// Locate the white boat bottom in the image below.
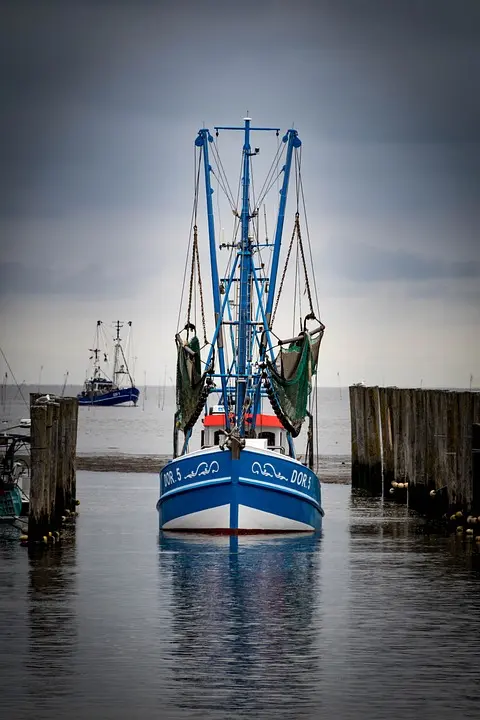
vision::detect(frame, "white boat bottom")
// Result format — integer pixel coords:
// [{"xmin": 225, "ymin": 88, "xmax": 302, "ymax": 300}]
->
[
  {"xmin": 161, "ymin": 504, "xmax": 314, "ymax": 531},
  {"xmin": 237, "ymin": 505, "xmax": 313, "ymax": 531},
  {"xmin": 162, "ymin": 504, "xmax": 230, "ymax": 530}
]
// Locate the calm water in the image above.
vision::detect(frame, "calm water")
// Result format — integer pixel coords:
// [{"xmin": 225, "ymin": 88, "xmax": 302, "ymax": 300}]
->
[{"xmin": 1, "ymin": 474, "xmax": 480, "ymax": 720}]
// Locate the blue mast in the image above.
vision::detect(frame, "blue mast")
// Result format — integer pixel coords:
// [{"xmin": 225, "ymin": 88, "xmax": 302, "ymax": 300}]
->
[
  {"xmin": 264, "ymin": 129, "xmax": 301, "ymax": 324},
  {"xmin": 236, "ymin": 117, "xmax": 253, "ymax": 426},
  {"xmin": 195, "ymin": 129, "xmax": 230, "ymax": 418}
]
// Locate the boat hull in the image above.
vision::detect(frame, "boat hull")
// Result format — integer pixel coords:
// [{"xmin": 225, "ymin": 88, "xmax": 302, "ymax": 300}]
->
[
  {"xmin": 157, "ymin": 446, "xmax": 323, "ymax": 533},
  {"xmin": 0, "ymin": 486, "xmax": 23, "ymax": 519},
  {"xmin": 77, "ymin": 386, "xmax": 140, "ymax": 406}
]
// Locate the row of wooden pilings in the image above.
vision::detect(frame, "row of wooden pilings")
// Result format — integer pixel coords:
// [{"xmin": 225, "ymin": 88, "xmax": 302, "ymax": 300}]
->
[
  {"xmin": 27, "ymin": 393, "xmax": 79, "ymax": 543},
  {"xmin": 349, "ymin": 386, "xmax": 480, "ymax": 516}
]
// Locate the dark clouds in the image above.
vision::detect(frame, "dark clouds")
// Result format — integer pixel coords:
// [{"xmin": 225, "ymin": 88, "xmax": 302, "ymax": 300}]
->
[
  {"xmin": 0, "ymin": 260, "xmax": 144, "ymax": 299},
  {"xmin": 0, "ymin": 0, "xmax": 479, "ymax": 299},
  {"xmin": 324, "ymin": 239, "xmax": 480, "ymax": 283},
  {"xmin": 2, "ymin": 0, "xmax": 480, "ymax": 215}
]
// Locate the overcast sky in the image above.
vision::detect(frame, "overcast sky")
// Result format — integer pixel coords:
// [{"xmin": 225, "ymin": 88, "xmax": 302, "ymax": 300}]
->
[{"xmin": 1, "ymin": 0, "xmax": 479, "ymax": 388}]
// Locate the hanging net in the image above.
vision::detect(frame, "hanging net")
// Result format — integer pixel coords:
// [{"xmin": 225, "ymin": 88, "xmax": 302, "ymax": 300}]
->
[
  {"xmin": 175, "ymin": 333, "xmax": 213, "ymax": 433},
  {"xmin": 265, "ymin": 329, "xmax": 323, "ymax": 437}
]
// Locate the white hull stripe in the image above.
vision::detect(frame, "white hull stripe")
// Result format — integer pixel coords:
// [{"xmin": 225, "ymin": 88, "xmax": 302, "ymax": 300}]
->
[
  {"xmin": 160, "ymin": 476, "xmax": 231, "ymax": 501},
  {"xmin": 238, "ymin": 476, "xmax": 320, "ymax": 508}
]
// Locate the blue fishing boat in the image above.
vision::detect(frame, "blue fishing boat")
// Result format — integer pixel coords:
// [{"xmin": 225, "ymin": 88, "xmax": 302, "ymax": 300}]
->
[
  {"xmin": 157, "ymin": 117, "xmax": 325, "ymax": 532},
  {"xmin": 78, "ymin": 321, "xmax": 140, "ymax": 407}
]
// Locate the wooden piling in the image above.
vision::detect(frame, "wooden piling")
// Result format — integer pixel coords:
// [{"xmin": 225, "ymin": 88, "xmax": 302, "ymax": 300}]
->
[
  {"xmin": 349, "ymin": 385, "xmax": 359, "ymax": 485},
  {"xmin": 364, "ymin": 386, "xmax": 382, "ymax": 494},
  {"xmin": 349, "ymin": 386, "xmax": 480, "ymax": 518},
  {"xmin": 472, "ymin": 423, "xmax": 480, "ymax": 513},
  {"xmin": 29, "ymin": 403, "xmax": 49, "ymax": 540},
  {"xmin": 350, "ymin": 385, "xmax": 369, "ymax": 491},
  {"xmin": 380, "ymin": 387, "xmax": 395, "ymax": 493},
  {"xmin": 28, "ymin": 394, "xmax": 78, "ymax": 542}
]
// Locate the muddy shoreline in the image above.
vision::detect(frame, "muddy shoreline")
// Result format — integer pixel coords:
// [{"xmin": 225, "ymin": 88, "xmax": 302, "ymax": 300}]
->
[{"xmin": 75, "ymin": 453, "xmax": 351, "ymax": 483}]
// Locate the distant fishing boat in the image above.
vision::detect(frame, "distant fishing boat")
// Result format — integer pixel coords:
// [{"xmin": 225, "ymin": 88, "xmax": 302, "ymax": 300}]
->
[
  {"xmin": 157, "ymin": 117, "xmax": 325, "ymax": 532},
  {"xmin": 78, "ymin": 321, "xmax": 140, "ymax": 407}
]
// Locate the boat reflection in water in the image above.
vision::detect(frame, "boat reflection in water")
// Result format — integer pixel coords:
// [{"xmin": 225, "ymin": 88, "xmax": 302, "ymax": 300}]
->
[{"xmin": 158, "ymin": 531, "xmax": 323, "ymax": 719}]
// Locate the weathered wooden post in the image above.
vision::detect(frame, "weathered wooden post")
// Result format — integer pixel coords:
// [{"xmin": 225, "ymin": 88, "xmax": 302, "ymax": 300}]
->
[
  {"xmin": 390, "ymin": 387, "xmax": 403, "ymax": 485},
  {"xmin": 456, "ymin": 391, "xmax": 473, "ymax": 511},
  {"xmin": 28, "ymin": 393, "xmax": 78, "ymax": 542},
  {"xmin": 380, "ymin": 387, "xmax": 395, "ymax": 494},
  {"xmin": 409, "ymin": 389, "xmax": 429, "ymax": 513},
  {"xmin": 473, "ymin": 423, "xmax": 480, "ymax": 514},
  {"xmin": 29, "ymin": 402, "xmax": 49, "ymax": 541},
  {"xmin": 55, "ymin": 398, "xmax": 67, "ymax": 523},
  {"xmin": 365, "ymin": 385, "xmax": 382, "ymax": 494},
  {"xmin": 349, "ymin": 385, "xmax": 359, "ymax": 486},
  {"xmin": 64, "ymin": 397, "xmax": 78, "ymax": 511},
  {"xmin": 350, "ymin": 385, "xmax": 369, "ymax": 491}
]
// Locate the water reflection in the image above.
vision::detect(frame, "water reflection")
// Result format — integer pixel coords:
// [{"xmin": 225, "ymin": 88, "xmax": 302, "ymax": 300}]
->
[
  {"xmin": 159, "ymin": 532, "xmax": 322, "ymax": 719},
  {"xmin": 25, "ymin": 542, "xmax": 78, "ymax": 716}
]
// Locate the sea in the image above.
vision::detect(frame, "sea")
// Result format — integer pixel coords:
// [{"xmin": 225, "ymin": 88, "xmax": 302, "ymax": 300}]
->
[{"xmin": 1, "ymin": 386, "xmax": 480, "ymax": 719}]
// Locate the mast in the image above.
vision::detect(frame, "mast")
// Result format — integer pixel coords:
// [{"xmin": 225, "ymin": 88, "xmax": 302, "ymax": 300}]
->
[
  {"xmin": 113, "ymin": 320, "xmax": 123, "ymax": 382},
  {"xmin": 112, "ymin": 320, "xmax": 134, "ymax": 387},
  {"xmin": 236, "ymin": 117, "xmax": 253, "ymax": 426},
  {"xmin": 264, "ymin": 129, "xmax": 301, "ymax": 323},
  {"xmin": 89, "ymin": 320, "xmax": 102, "ymax": 379},
  {"xmin": 195, "ymin": 128, "xmax": 230, "ymax": 420}
]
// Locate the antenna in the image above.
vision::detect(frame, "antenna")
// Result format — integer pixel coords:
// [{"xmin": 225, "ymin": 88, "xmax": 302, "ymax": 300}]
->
[
  {"xmin": 61, "ymin": 371, "xmax": 69, "ymax": 397},
  {"xmin": 113, "ymin": 320, "xmax": 124, "ymax": 342}
]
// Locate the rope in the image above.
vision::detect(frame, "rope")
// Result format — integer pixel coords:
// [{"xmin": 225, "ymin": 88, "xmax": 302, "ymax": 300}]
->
[
  {"xmin": 271, "ymin": 216, "xmax": 297, "ymax": 326},
  {"xmin": 255, "ymin": 139, "xmax": 286, "ymax": 212},
  {"xmin": 194, "ymin": 232, "xmax": 208, "ymax": 345},
  {"xmin": 176, "ymin": 147, "xmax": 202, "ymax": 334},
  {"xmin": 186, "ymin": 226, "xmax": 197, "ymax": 331},
  {"xmin": 270, "ymin": 211, "xmax": 315, "ymax": 330},
  {"xmin": 295, "ymin": 213, "xmax": 315, "ymax": 315},
  {"xmin": 299, "ymin": 163, "xmax": 322, "ymax": 322},
  {"xmin": 210, "ymin": 140, "xmax": 237, "ymax": 212},
  {"xmin": 185, "ymin": 225, "xmax": 208, "ymax": 346}
]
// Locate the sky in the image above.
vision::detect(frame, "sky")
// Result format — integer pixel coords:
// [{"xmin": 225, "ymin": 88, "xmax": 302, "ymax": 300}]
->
[{"xmin": 0, "ymin": 0, "xmax": 479, "ymax": 388}]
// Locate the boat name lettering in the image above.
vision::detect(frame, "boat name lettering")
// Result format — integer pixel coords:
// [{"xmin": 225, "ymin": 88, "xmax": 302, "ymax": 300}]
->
[
  {"xmin": 290, "ymin": 469, "xmax": 311, "ymax": 490},
  {"xmin": 163, "ymin": 467, "xmax": 182, "ymax": 487},
  {"xmin": 251, "ymin": 462, "xmax": 312, "ymax": 490}
]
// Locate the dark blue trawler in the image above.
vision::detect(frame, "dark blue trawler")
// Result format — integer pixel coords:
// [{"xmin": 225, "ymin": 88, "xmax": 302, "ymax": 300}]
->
[{"xmin": 78, "ymin": 321, "xmax": 140, "ymax": 407}]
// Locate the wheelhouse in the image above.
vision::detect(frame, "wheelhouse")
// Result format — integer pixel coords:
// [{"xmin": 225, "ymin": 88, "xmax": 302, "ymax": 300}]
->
[{"xmin": 201, "ymin": 405, "xmax": 287, "ymax": 454}]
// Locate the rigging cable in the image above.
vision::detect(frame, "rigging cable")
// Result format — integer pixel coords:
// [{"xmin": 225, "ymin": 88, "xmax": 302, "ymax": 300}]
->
[
  {"xmin": 0, "ymin": 346, "xmax": 28, "ymax": 408},
  {"xmin": 176, "ymin": 146, "xmax": 202, "ymax": 334},
  {"xmin": 254, "ymin": 137, "xmax": 286, "ymax": 212},
  {"xmin": 298, "ymin": 148, "xmax": 322, "ymax": 321}
]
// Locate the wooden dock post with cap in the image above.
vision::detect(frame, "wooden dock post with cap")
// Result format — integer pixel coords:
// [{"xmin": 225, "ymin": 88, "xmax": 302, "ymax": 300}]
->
[
  {"xmin": 28, "ymin": 393, "xmax": 78, "ymax": 542},
  {"xmin": 349, "ymin": 386, "xmax": 480, "ymax": 517}
]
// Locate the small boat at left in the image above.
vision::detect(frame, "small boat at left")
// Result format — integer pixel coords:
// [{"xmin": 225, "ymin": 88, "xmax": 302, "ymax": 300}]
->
[
  {"xmin": 77, "ymin": 320, "xmax": 140, "ymax": 406},
  {"xmin": 0, "ymin": 433, "xmax": 30, "ymax": 520}
]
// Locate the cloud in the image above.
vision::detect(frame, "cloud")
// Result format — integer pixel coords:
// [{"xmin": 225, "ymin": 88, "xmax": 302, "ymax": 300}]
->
[
  {"xmin": 0, "ymin": 260, "xmax": 147, "ymax": 299},
  {"xmin": 324, "ymin": 240, "xmax": 480, "ymax": 284}
]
